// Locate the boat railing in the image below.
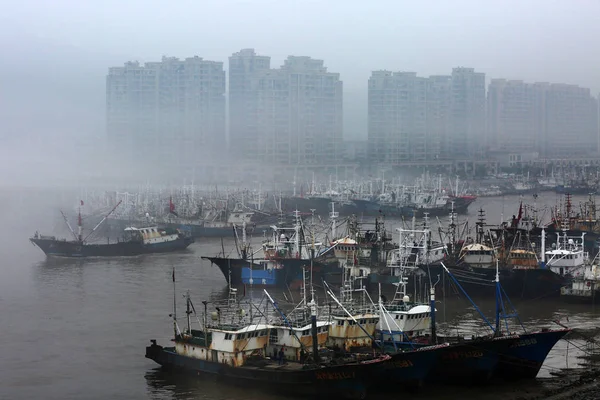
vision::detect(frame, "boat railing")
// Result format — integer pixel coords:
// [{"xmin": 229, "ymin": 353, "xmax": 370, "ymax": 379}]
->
[
  {"xmin": 39, "ymin": 235, "xmax": 57, "ymax": 240},
  {"xmin": 324, "ymin": 302, "xmax": 378, "ymax": 319},
  {"xmin": 272, "ymin": 306, "xmax": 313, "ymax": 328},
  {"xmin": 385, "ymin": 303, "xmax": 415, "ymax": 313}
]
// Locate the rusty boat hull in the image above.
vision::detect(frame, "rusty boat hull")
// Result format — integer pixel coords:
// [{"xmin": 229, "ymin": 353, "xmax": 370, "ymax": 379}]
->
[{"xmin": 145, "ymin": 341, "xmax": 389, "ymax": 399}]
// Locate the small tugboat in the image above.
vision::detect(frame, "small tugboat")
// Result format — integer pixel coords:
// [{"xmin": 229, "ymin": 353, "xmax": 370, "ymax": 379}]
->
[
  {"xmin": 30, "ymin": 201, "xmax": 194, "ymax": 257},
  {"xmin": 145, "ymin": 276, "xmax": 390, "ymax": 400}
]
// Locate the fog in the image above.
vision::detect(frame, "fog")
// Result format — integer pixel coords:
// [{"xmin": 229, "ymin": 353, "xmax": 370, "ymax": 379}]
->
[{"xmin": 1, "ymin": 0, "xmax": 600, "ymax": 188}]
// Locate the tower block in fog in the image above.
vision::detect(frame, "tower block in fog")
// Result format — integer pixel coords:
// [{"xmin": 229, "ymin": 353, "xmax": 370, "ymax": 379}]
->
[
  {"xmin": 487, "ymin": 80, "xmax": 599, "ymax": 158},
  {"xmin": 450, "ymin": 67, "xmax": 486, "ymax": 159},
  {"xmin": 367, "ymin": 67, "xmax": 486, "ymax": 167},
  {"xmin": 106, "ymin": 57, "xmax": 226, "ymax": 180},
  {"xmin": 228, "ymin": 49, "xmax": 343, "ymax": 168},
  {"xmin": 368, "ymin": 71, "xmax": 452, "ymax": 164}
]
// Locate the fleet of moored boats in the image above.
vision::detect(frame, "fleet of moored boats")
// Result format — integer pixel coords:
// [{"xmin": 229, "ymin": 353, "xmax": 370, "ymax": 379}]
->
[
  {"xmin": 29, "ymin": 178, "xmax": 600, "ymax": 398},
  {"xmin": 145, "ymin": 263, "xmax": 569, "ymax": 399}
]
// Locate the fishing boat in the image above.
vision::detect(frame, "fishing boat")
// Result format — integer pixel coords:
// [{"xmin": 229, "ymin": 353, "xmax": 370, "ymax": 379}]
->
[
  {"xmin": 545, "ymin": 232, "xmax": 588, "ymax": 277},
  {"xmin": 108, "ymin": 200, "xmax": 259, "ymax": 239},
  {"xmin": 30, "ymin": 200, "xmax": 194, "ymax": 257},
  {"xmin": 368, "ymin": 216, "xmax": 446, "ymax": 292},
  {"xmin": 459, "ymin": 209, "xmax": 498, "ymax": 268},
  {"xmin": 560, "ymin": 262, "xmax": 600, "ymax": 304},
  {"xmin": 202, "ymin": 211, "xmax": 338, "ymax": 289},
  {"xmin": 372, "ymin": 258, "xmax": 570, "ymax": 385},
  {"xmin": 145, "ymin": 276, "xmax": 390, "ymax": 400},
  {"xmin": 451, "ymin": 218, "xmax": 567, "ymax": 299},
  {"xmin": 322, "ymin": 276, "xmax": 447, "ymax": 390},
  {"xmin": 439, "ymin": 262, "xmax": 571, "ymax": 381}
]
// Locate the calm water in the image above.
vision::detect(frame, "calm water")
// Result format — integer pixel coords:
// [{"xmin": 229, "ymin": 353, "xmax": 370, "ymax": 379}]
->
[{"xmin": 1, "ymin": 188, "xmax": 598, "ymax": 400}]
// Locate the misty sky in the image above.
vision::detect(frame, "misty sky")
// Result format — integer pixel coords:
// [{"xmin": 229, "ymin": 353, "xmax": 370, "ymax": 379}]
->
[{"xmin": 1, "ymin": 0, "xmax": 599, "ymax": 185}]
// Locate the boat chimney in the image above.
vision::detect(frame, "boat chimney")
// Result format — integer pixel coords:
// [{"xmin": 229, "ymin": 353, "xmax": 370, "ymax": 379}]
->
[{"xmin": 310, "ymin": 298, "xmax": 319, "ymax": 364}]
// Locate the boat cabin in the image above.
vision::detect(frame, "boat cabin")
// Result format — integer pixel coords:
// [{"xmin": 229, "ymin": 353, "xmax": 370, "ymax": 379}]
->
[
  {"xmin": 507, "ymin": 249, "xmax": 538, "ymax": 270},
  {"xmin": 460, "ymin": 243, "xmax": 496, "ymax": 268},
  {"xmin": 176, "ymin": 323, "xmax": 272, "ymax": 368},
  {"xmin": 545, "ymin": 237, "xmax": 587, "ymax": 276},
  {"xmin": 124, "ymin": 226, "xmax": 181, "ymax": 244},
  {"xmin": 327, "ymin": 312, "xmax": 379, "ymax": 351},
  {"xmin": 545, "ymin": 248, "xmax": 586, "ymax": 276},
  {"xmin": 267, "ymin": 320, "xmax": 332, "ymax": 362},
  {"xmin": 561, "ymin": 265, "xmax": 600, "ymax": 299},
  {"xmin": 330, "ymin": 237, "xmax": 371, "ymax": 277},
  {"xmin": 377, "ymin": 303, "xmax": 432, "ymax": 343},
  {"xmin": 240, "ymin": 259, "xmax": 285, "ymax": 286}
]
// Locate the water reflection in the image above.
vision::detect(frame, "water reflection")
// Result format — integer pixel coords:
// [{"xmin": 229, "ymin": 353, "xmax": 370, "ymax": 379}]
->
[{"xmin": 144, "ymin": 369, "xmax": 286, "ymax": 400}]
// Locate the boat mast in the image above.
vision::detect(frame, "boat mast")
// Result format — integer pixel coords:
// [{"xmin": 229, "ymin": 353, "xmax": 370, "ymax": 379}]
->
[
  {"xmin": 60, "ymin": 210, "xmax": 78, "ymax": 241},
  {"xmin": 294, "ymin": 210, "xmax": 301, "ymax": 258},
  {"xmin": 186, "ymin": 290, "xmax": 192, "ymax": 335},
  {"xmin": 82, "ymin": 200, "xmax": 123, "ymax": 243},
  {"xmin": 77, "ymin": 203, "xmax": 83, "ymax": 242},
  {"xmin": 293, "ymin": 170, "xmax": 297, "ymax": 197},
  {"xmin": 430, "ymin": 275, "xmax": 440, "ymax": 344},
  {"xmin": 172, "ymin": 266, "xmax": 179, "ymax": 338},
  {"xmin": 242, "ymin": 215, "xmax": 247, "ymax": 251},
  {"xmin": 309, "ymin": 295, "xmax": 319, "ymax": 363},
  {"xmin": 330, "ymin": 202, "xmax": 338, "ymax": 240}
]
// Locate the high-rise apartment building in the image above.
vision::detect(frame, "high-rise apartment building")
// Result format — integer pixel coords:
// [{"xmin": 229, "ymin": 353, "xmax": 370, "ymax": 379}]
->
[
  {"xmin": 487, "ymin": 79, "xmax": 598, "ymax": 157},
  {"xmin": 228, "ymin": 49, "xmax": 343, "ymax": 165},
  {"xmin": 368, "ymin": 67, "xmax": 484, "ymax": 165},
  {"xmin": 228, "ymin": 49, "xmax": 271, "ymax": 160},
  {"xmin": 543, "ymin": 84, "xmax": 598, "ymax": 157},
  {"xmin": 368, "ymin": 71, "xmax": 427, "ymax": 163},
  {"xmin": 427, "ymin": 75, "xmax": 453, "ymax": 157},
  {"xmin": 106, "ymin": 56, "xmax": 226, "ymax": 178},
  {"xmin": 487, "ymin": 79, "xmax": 538, "ymax": 153},
  {"xmin": 368, "ymin": 72, "xmax": 452, "ymax": 164},
  {"xmin": 450, "ymin": 67, "xmax": 486, "ymax": 158}
]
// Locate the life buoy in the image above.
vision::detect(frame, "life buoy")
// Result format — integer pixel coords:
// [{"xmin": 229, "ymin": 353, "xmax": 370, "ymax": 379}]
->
[{"xmin": 295, "ymin": 251, "xmax": 300, "ymax": 259}]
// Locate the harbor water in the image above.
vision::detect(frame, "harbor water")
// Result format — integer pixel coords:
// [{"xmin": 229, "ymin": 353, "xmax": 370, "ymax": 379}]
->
[{"xmin": 1, "ymin": 188, "xmax": 599, "ymax": 400}]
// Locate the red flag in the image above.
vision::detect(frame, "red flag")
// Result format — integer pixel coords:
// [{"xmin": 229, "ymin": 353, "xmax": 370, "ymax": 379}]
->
[
  {"xmin": 80, "ymin": 200, "xmax": 84, "ymax": 206},
  {"xmin": 169, "ymin": 196, "xmax": 175, "ymax": 213},
  {"xmin": 517, "ymin": 202, "xmax": 523, "ymax": 222}
]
